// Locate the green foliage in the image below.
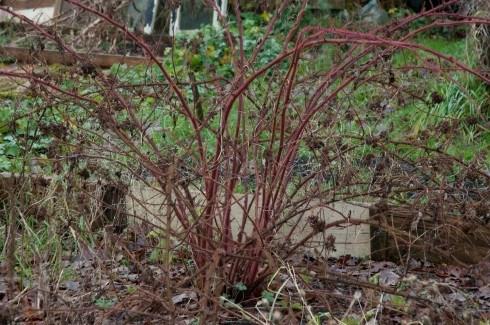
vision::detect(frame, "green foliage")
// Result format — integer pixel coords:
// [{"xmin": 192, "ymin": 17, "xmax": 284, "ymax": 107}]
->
[
  {"xmin": 341, "ymin": 316, "xmax": 361, "ymax": 325},
  {"xmin": 126, "ymin": 285, "xmax": 137, "ymax": 294},
  {"xmin": 12, "ymin": 218, "xmax": 64, "ymax": 287},
  {"xmin": 388, "ymin": 294, "xmax": 409, "ymax": 311},
  {"xmin": 261, "ymin": 290, "xmax": 275, "ymax": 304},
  {"xmin": 299, "ymin": 272, "xmax": 313, "ymax": 284},
  {"xmin": 61, "ymin": 267, "xmax": 76, "ymax": 282},
  {"xmin": 338, "ymin": 34, "xmax": 489, "ymax": 167},
  {"xmin": 164, "ymin": 12, "xmax": 283, "ymax": 79},
  {"xmin": 105, "ymin": 20, "xmax": 488, "ymax": 174},
  {"xmin": 309, "ymin": 312, "xmax": 331, "ymax": 324},
  {"xmin": 0, "ymin": 98, "xmax": 58, "ymax": 172},
  {"xmin": 148, "ymin": 230, "xmax": 173, "ymax": 265},
  {"xmin": 0, "ymin": 13, "xmax": 486, "ymax": 186},
  {"xmin": 386, "ymin": 74, "xmax": 489, "ymax": 163},
  {"xmin": 392, "ymin": 35, "xmax": 467, "ymax": 68},
  {"xmin": 233, "ymin": 282, "xmax": 247, "ymax": 292},
  {"xmin": 94, "ymin": 297, "xmax": 117, "ymax": 309},
  {"xmin": 369, "ymin": 273, "xmax": 380, "ymax": 285}
]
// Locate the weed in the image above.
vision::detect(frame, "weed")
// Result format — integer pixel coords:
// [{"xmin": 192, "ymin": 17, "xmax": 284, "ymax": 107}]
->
[{"xmin": 94, "ymin": 297, "xmax": 117, "ymax": 309}]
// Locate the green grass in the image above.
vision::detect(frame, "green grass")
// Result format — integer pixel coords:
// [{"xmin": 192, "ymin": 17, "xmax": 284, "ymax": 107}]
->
[
  {"xmin": 362, "ymin": 35, "xmax": 489, "ymax": 165},
  {"xmin": 393, "ymin": 34, "xmax": 468, "ymax": 67}
]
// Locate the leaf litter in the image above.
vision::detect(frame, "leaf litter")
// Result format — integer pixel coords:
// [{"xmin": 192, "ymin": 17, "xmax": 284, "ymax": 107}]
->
[{"xmin": 0, "ymin": 225, "xmax": 489, "ymax": 324}]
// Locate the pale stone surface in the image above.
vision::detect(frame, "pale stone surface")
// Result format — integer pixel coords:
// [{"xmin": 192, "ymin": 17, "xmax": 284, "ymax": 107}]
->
[
  {"xmin": 0, "ymin": 7, "xmax": 55, "ymax": 24},
  {"xmin": 127, "ymin": 181, "xmax": 371, "ymax": 258}
]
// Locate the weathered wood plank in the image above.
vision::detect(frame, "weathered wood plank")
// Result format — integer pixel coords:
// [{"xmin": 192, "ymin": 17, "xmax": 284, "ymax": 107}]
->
[
  {"xmin": 0, "ymin": 172, "xmax": 127, "ymax": 232},
  {"xmin": 0, "ymin": 46, "xmax": 160, "ymax": 68},
  {"xmin": 2, "ymin": 0, "xmax": 57, "ymax": 10},
  {"xmin": 127, "ymin": 181, "xmax": 372, "ymax": 258}
]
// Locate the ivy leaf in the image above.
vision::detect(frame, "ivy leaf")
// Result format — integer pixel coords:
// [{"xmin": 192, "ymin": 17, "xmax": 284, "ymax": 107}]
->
[{"xmin": 0, "ymin": 157, "xmax": 11, "ymax": 171}]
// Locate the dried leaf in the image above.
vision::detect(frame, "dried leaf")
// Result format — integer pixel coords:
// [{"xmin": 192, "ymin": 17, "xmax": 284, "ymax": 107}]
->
[
  {"xmin": 172, "ymin": 291, "xmax": 197, "ymax": 305},
  {"xmin": 379, "ymin": 270, "xmax": 400, "ymax": 286}
]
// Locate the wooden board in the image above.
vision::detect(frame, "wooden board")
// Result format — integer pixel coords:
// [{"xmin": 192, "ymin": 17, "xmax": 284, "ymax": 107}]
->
[
  {"xmin": 309, "ymin": 0, "xmax": 346, "ymax": 10},
  {"xmin": 370, "ymin": 205, "xmax": 490, "ymax": 265},
  {"xmin": 0, "ymin": 46, "xmax": 160, "ymax": 68},
  {"xmin": 0, "ymin": 172, "xmax": 127, "ymax": 232},
  {"xmin": 128, "ymin": 181, "xmax": 372, "ymax": 258},
  {"xmin": 0, "ymin": 0, "xmax": 62, "ymax": 24},
  {"xmin": 2, "ymin": 0, "xmax": 58, "ymax": 10}
]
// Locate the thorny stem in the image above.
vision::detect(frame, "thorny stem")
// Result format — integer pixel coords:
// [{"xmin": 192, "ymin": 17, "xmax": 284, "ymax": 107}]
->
[{"xmin": 1, "ymin": 0, "xmax": 489, "ymax": 300}]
